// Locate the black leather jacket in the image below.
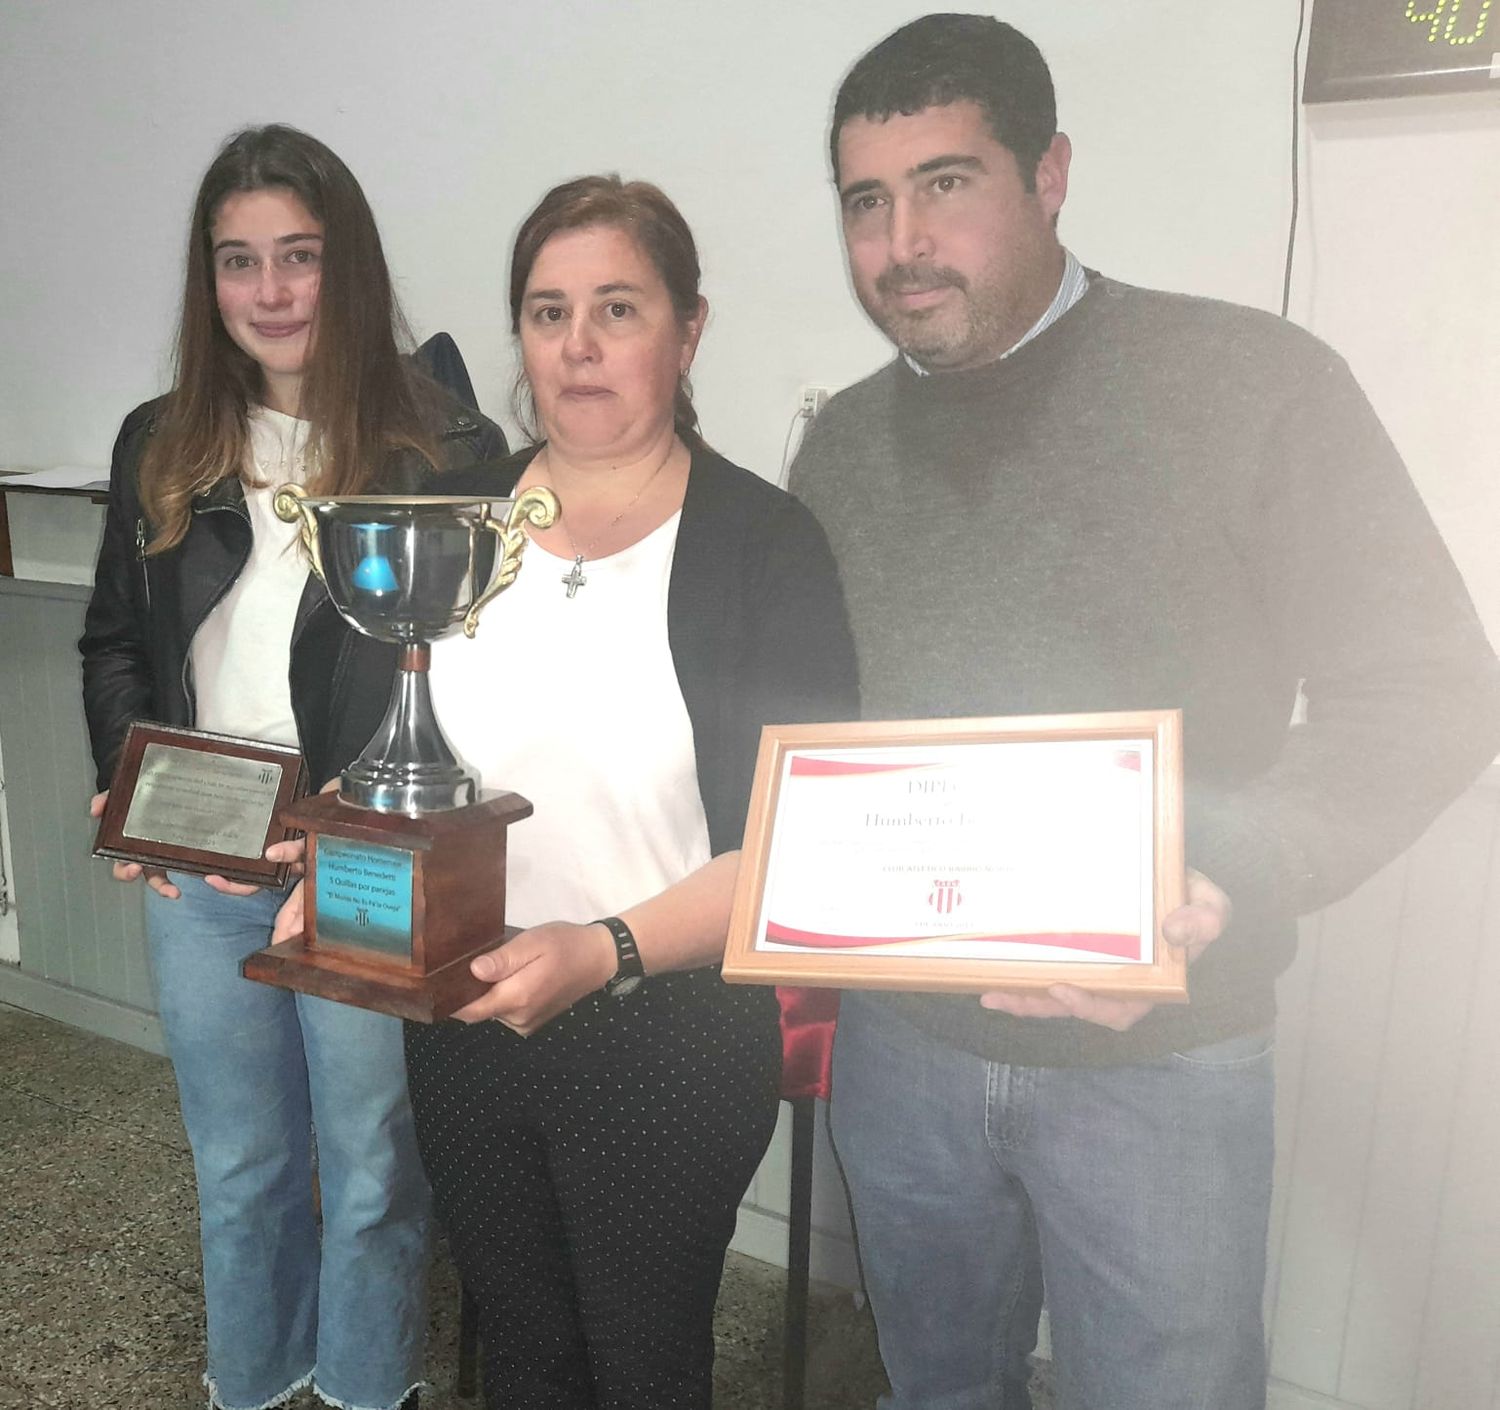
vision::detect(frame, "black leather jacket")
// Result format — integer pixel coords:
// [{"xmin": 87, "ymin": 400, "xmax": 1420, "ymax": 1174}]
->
[{"xmin": 80, "ymin": 393, "xmax": 506, "ymax": 791}]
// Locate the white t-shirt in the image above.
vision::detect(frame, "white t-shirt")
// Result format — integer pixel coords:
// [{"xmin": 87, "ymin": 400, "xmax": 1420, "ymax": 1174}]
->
[
  {"xmin": 190, "ymin": 407, "xmax": 311, "ymax": 744},
  {"xmin": 428, "ymin": 512, "xmax": 711, "ymax": 929}
]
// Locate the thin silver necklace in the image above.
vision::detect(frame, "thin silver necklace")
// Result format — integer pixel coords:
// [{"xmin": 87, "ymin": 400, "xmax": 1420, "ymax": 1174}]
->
[{"xmin": 542, "ymin": 440, "xmax": 676, "ymax": 599}]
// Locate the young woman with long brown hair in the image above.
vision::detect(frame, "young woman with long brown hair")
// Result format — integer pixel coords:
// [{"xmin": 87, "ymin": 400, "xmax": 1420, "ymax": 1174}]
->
[{"xmin": 80, "ymin": 124, "xmax": 504, "ymax": 1410}]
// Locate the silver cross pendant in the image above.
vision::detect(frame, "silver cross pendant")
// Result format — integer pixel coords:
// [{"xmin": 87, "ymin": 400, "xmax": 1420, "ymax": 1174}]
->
[{"xmin": 562, "ymin": 556, "xmax": 587, "ymax": 598}]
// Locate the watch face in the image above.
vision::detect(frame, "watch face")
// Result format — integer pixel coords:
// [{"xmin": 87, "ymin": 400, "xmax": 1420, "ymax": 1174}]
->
[{"xmin": 606, "ymin": 973, "xmax": 643, "ymax": 999}]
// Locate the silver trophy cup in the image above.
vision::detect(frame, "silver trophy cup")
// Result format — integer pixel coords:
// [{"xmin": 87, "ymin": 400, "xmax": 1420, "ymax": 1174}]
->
[{"xmin": 274, "ymin": 486, "xmax": 558, "ymax": 814}]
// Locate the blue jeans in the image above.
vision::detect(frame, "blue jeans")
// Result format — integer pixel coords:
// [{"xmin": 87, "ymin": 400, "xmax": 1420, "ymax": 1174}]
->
[
  {"xmin": 147, "ymin": 878, "xmax": 430, "ymax": 1410},
  {"xmin": 830, "ymin": 992, "xmax": 1274, "ymax": 1410}
]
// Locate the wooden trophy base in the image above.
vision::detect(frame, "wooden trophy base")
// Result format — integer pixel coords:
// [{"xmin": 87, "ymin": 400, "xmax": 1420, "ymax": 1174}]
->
[
  {"xmin": 244, "ymin": 927, "xmax": 521, "ymax": 1023},
  {"xmin": 242, "ymin": 788, "xmax": 532, "ymax": 1023}
]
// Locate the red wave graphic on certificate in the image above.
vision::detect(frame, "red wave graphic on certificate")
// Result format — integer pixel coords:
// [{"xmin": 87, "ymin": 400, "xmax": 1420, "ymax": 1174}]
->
[
  {"xmin": 764, "ymin": 921, "xmax": 1142, "ymax": 960},
  {"xmin": 789, "ymin": 757, "xmax": 928, "ymax": 776}
]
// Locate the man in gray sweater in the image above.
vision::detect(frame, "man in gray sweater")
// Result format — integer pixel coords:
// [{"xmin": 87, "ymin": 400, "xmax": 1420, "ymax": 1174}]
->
[{"xmin": 790, "ymin": 15, "xmax": 1500, "ymax": 1410}]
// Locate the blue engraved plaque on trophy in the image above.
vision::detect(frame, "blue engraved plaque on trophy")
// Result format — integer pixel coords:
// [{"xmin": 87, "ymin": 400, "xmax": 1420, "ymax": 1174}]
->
[{"xmin": 315, "ymin": 836, "xmax": 414, "ymax": 957}]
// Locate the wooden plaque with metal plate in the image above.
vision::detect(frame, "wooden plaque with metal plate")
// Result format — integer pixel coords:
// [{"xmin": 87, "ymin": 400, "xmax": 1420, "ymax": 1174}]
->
[
  {"xmin": 240, "ymin": 484, "xmax": 559, "ymax": 1022},
  {"xmin": 94, "ymin": 721, "xmax": 308, "ymax": 888}
]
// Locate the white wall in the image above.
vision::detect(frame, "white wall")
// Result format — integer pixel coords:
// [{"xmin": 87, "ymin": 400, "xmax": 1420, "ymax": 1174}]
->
[
  {"xmin": 0, "ymin": 2, "xmax": 1297, "ymax": 488},
  {"xmin": 7, "ymin": 3, "xmax": 1493, "ymax": 582},
  {"xmin": 1297, "ymin": 91, "xmax": 1500, "ymax": 647},
  {"xmin": 4, "ymin": 2, "xmax": 1494, "ymax": 626}
]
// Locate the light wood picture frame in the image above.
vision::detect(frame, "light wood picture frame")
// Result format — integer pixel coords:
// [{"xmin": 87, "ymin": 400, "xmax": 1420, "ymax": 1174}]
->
[{"xmin": 723, "ymin": 709, "xmax": 1187, "ymax": 1001}]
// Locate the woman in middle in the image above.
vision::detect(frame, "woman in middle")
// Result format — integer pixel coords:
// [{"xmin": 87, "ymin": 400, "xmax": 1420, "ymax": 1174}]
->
[{"xmin": 414, "ymin": 176, "xmax": 854, "ymax": 1406}]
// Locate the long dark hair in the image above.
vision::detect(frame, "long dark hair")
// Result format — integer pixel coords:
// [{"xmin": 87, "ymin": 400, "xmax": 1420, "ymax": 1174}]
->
[
  {"xmin": 140, "ymin": 124, "xmax": 439, "ymax": 552},
  {"xmin": 507, "ymin": 175, "xmax": 706, "ymax": 450}
]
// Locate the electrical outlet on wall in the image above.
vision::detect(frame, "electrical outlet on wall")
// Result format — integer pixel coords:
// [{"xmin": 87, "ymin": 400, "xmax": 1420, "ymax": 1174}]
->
[{"xmin": 799, "ymin": 386, "xmax": 829, "ymax": 419}]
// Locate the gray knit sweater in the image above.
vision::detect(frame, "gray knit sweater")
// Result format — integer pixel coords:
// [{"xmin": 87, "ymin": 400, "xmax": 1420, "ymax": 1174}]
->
[{"xmin": 792, "ymin": 275, "xmax": 1500, "ymax": 1066}]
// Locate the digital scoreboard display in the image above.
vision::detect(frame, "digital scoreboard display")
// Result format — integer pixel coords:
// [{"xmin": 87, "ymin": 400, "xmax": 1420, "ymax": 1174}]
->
[{"xmin": 1305, "ymin": 0, "xmax": 1498, "ymax": 102}]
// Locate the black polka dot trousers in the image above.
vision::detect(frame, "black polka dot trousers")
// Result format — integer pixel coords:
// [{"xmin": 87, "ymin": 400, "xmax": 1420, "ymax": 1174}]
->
[{"xmin": 405, "ymin": 980, "xmax": 781, "ymax": 1409}]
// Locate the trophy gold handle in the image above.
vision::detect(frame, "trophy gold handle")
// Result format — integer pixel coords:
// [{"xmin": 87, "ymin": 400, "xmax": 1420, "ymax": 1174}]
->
[
  {"xmin": 464, "ymin": 485, "xmax": 560, "ymax": 638},
  {"xmin": 273, "ymin": 484, "xmax": 327, "ymax": 584}
]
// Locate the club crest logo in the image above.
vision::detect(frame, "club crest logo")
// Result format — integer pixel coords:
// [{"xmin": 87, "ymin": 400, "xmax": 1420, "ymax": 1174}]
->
[{"xmin": 927, "ymin": 878, "xmax": 962, "ymax": 915}]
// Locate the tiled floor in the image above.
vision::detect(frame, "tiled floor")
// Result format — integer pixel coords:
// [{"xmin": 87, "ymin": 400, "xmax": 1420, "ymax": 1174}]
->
[{"xmin": 0, "ymin": 1002, "xmax": 1054, "ymax": 1409}]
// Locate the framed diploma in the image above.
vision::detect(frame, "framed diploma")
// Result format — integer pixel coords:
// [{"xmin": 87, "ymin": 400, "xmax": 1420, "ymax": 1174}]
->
[
  {"xmin": 723, "ymin": 710, "xmax": 1187, "ymax": 1001},
  {"xmin": 93, "ymin": 722, "xmax": 308, "ymax": 889}
]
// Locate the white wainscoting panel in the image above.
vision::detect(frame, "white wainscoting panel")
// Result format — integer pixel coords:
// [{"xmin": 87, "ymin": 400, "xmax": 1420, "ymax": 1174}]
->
[{"xmin": 1268, "ymin": 780, "xmax": 1500, "ymax": 1410}]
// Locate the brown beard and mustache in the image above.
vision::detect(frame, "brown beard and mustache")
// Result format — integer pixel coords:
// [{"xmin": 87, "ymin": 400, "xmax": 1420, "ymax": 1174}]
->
[{"xmin": 875, "ymin": 264, "xmax": 968, "ymax": 301}]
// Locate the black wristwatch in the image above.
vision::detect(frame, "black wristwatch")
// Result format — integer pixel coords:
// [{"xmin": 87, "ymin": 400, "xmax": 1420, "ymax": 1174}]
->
[{"xmin": 597, "ymin": 916, "xmax": 645, "ymax": 998}]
